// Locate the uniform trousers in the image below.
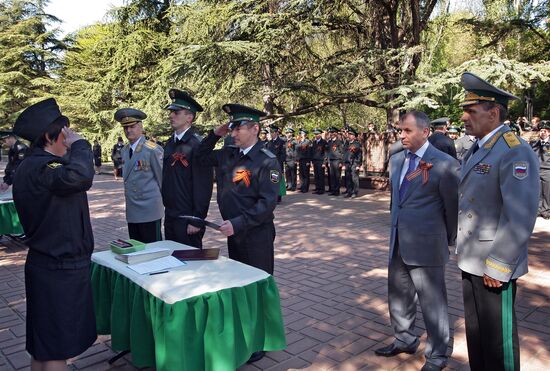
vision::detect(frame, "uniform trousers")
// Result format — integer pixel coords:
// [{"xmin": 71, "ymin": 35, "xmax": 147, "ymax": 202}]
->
[
  {"xmin": 344, "ymin": 165, "xmax": 360, "ymax": 195},
  {"xmin": 388, "ymin": 244, "xmax": 449, "ymax": 367},
  {"xmin": 298, "ymin": 159, "xmax": 310, "ymax": 192},
  {"xmin": 462, "ymin": 271, "xmax": 519, "ymax": 371},
  {"xmin": 539, "ymin": 169, "xmax": 550, "ymax": 217},
  {"xmin": 285, "ymin": 161, "xmax": 297, "ymax": 190},
  {"xmin": 164, "ymin": 215, "xmax": 204, "ymax": 248},
  {"xmin": 312, "ymin": 160, "xmax": 325, "ymax": 193},
  {"xmin": 328, "ymin": 160, "xmax": 341, "ymax": 194},
  {"xmin": 228, "ymin": 222, "xmax": 275, "ymax": 275},
  {"xmin": 128, "ymin": 219, "xmax": 162, "ymax": 243}
]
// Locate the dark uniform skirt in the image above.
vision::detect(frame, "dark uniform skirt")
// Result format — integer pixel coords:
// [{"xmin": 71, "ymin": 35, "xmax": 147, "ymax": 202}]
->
[{"xmin": 25, "ymin": 252, "xmax": 97, "ymax": 361}]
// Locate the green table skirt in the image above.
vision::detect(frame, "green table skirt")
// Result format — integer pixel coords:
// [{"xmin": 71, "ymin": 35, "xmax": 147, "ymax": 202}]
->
[
  {"xmin": 0, "ymin": 202, "xmax": 23, "ymax": 235},
  {"xmin": 91, "ymin": 262, "xmax": 286, "ymax": 370}
]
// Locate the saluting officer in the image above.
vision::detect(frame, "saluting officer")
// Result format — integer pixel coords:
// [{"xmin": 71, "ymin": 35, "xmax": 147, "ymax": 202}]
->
[
  {"xmin": 457, "ymin": 72, "xmax": 539, "ymax": 371},
  {"xmin": 266, "ymin": 124, "xmax": 286, "ymax": 202},
  {"xmin": 116, "ymin": 108, "xmax": 164, "ymax": 243},
  {"xmin": 0, "ymin": 131, "xmax": 28, "ymax": 191},
  {"xmin": 343, "ymin": 127, "xmax": 362, "ymax": 198},
  {"xmin": 284, "ymin": 128, "xmax": 297, "ymax": 191},
  {"xmin": 326, "ymin": 127, "xmax": 344, "ymax": 195},
  {"xmin": 429, "ymin": 118, "xmax": 458, "ymax": 159},
  {"xmin": 531, "ymin": 121, "xmax": 550, "ymax": 219},
  {"xmin": 195, "ymin": 104, "xmax": 280, "ymax": 363},
  {"xmin": 296, "ymin": 128, "xmax": 312, "ymax": 193},
  {"xmin": 162, "ymin": 89, "xmax": 213, "ymax": 247},
  {"xmin": 311, "ymin": 128, "xmax": 327, "ymax": 194}
]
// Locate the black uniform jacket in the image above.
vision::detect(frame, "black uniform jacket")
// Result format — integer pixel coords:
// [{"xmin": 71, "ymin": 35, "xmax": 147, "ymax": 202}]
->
[
  {"xmin": 344, "ymin": 140, "xmax": 363, "ymax": 166},
  {"xmin": 327, "ymin": 139, "xmax": 344, "ymax": 160},
  {"xmin": 196, "ymin": 131, "xmax": 280, "ymax": 234},
  {"xmin": 162, "ymin": 128, "xmax": 213, "ymax": 218},
  {"xmin": 266, "ymin": 136, "xmax": 286, "ymax": 166},
  {"xmin": 428, "ymin": 132, "xmax": 457, "ymax": 159},
  {"xmin": 13, "ymin": 140, "xmax": 94, "ymax": 262},
  {"xmin": 311, "ymin": 138, "xmax": 327, "ymax": 161},
  {"xmin": 3, "ymin": 140, "xmax": 28, "ymax": 185}
]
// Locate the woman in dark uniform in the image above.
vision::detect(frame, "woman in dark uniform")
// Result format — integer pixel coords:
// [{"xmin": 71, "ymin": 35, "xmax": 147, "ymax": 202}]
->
[
  {"xmin": 12, "ymin": 98, "xmax": 97, "ymax": 371},
  {"xmin": 92, "ymin": 140, "xmax": 102, "ymax": 174}
]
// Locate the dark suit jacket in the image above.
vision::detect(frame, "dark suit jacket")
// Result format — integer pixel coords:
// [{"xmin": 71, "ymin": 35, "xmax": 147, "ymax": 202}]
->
[
  {"xmin": 429, "ymin": 132, "xmax": 457, "ymax": 159},
  {"xmin": 389, "ymin": 143, "xmax": 460, "ymax": 266}
]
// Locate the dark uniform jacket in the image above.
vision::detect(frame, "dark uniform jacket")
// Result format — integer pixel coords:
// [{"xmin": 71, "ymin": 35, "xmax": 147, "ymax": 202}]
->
[
  {"xmin": 344, "ymin": 139, "xmax": 363, "ymax": 167},
  {"xmin": 311, "ymin": 138, "xmax": 327, "ymax": 161},
  {"xmin": 531, "ymin": 139, "xmax": 550, "ymax": 170},
  {"xmin": 3, "ymin": 140, "xmax": 28, "ymax": 185},
  {"xmin": 111, "ymin": 143, "xmax": 124, "ymax": 168},
  {"xmin": 266, "ymin": 136, "xmax": 286, "ymax": 167},
  {"xmin": 13, "ymin": 140, "xmax": 94, "ymax": 262},
  {"xmin": 327, "ymin": 139, "xmax": 344, "ymax": 161},
  {"xmin": 428, "ymin": 132, "xmax": 457, "ymax": 159},
  {"xmin": 162, "ymin": 128, "xmax": 213, "ymax": 219},
  {"xmin": 296, "ymin": 139, "xmax": 312, "ymax": 160},
  {"xmin": 196, "ymin": 131, "xmax": 280, "ymax": 235}
]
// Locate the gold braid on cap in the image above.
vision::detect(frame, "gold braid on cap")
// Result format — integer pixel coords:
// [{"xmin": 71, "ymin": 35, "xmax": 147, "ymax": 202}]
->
[
  {"xmin": 461, "ymin": 91, "xmax": 496, "ymax": 106},
  {"xmin": 120, "ymin": 117, "xmax": 140, "ymax": 125}
]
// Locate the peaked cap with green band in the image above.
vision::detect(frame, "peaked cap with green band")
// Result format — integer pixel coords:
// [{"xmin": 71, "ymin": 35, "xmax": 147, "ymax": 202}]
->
[
  {"xmin": 222, "ymin": 104, "xmax": 266, "ymax": 129},
  {"xmin": 312, "ymin": 128, "xmax": 322, "ymax": 134},
  {"xmin": 165, "ymin": 89, "xmax": 204, "ymax": 113},
  {"xmin": 431, "ymin": 117, "xmax": 450, "ymax": 127},
  {"xmin": 114, "ymin": 108, "xmax": 147, "ymax": 126},
  {"xmin": 460, "ymin": 72, "xmax": 519, "ymax": 108}
]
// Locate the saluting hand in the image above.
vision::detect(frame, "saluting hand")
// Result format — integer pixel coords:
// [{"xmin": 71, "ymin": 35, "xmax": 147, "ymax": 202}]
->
[
  {"xmin": 219, "ymin": 220, "xmax": 234, "ymax": 237},
  {"xmin": 62, "ymin": 127, "xmax": 83, "ymax": 148},
  {"xmin": 483, "ymin": 274, "xmax": 503, "ymax": 288},
  {"xmin": 214, "ymin": 122, "xmax": 231, "ymax": 137}
]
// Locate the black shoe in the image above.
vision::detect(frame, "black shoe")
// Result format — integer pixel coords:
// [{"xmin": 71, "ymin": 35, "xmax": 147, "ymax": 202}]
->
[
  {"xmin": 277, "ymin": 196, "xmax": 282, "ymax": 203},
  {"xmin": 333, "ymin": 192, "xmax": 340, "ymax": 196},
  {"xmin": 374, "ymin": 342, "xmax": 418, "ymax": 357},
  {"xmin": 344, "ymin": 194, "xmax": 351, "ymax": 198},
  {"xmin": 247, "ymin": 351, "xmax": 265, "ymax": 363},
  {"xmin": 290, "ymin": 188, "xmax": 296, "ymax": 191},
  {"xmin": 421, "ymin": 362, "xmax": 444, "ymax": 371},
  {"xmin": 351, "ymin": 194, "xmax": 357, "ymax": 198}
]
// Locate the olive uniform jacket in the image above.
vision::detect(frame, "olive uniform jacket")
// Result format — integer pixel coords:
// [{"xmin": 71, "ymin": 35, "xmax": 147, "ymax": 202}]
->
[
  {"xmin": 457, "ymin": 126, "xmax": 539, "ymax": 282},
  {"xmin": 122, "ymin": 136, "xmax": 164, "ymax": 224}
]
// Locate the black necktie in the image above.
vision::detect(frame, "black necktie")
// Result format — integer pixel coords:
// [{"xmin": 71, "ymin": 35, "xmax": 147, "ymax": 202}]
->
[
  {"xmin": 129, "ymin": 147, "xmax": 133, "ymax": 158},
  {"xmin": 472, "ymin": 142, "xmax": 479, "ymax": 154}
]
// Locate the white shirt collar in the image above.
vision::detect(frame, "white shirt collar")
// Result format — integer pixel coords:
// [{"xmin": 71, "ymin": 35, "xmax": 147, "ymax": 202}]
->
[
  {"xmin": 407, "ymin": 139, "xmax": 430, "ymax": 159},
  {"xmin": 477, "ymin": 124, "xmax": 504, "ymax": 148},
  {"xmin": 240, "ymin": 143, "xmax": 255, "ymax": 156},
  {"xmin": 130, "ymin": 136, "xmax": 143, "ymax": 151},
  {"xmin": 174, "ymin": 127, "xmax": 191, "ymax": 141}
]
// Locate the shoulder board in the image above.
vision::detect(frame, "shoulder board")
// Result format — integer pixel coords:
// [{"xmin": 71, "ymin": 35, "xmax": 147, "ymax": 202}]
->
[
  {"xmin": 144, "ymin": 141, "xmax": 158, "ymax": 149},
  {"xmin": 47, "ymin": 161, "xmax": 63, "ymax": 169},
  {"xmin": 483, "ymin": 131, "xmax": 503, "ymax": 149},
  {"xmin": 193, "ymin": 133, "xmax": 204, "ymax": 142},
  {"xmin": 503, "ymin": 132, "xmax": 521, "ymax": 148},
  {"xmin": 261, "ymin": 148, "xmax": 276, "ymax": 158}
]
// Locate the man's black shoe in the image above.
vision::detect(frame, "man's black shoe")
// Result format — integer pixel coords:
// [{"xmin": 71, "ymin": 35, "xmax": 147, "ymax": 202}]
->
[
  {"xmin": 374, "ymin": 343, "xmax": 418, "ymax": 357},
  {"xmin": 247, "ymin": 351, "xmax": 265, "ymax": 363},
  {"xmin": 420, "ymin": 362, "xmax": 444, "ymax": 371}
]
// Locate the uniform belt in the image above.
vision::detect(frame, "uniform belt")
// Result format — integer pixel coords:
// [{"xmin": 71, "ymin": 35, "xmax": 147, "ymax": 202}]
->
[{"xmin": 26, "ymin": 250, "xmax": 91, "ymax": 270}]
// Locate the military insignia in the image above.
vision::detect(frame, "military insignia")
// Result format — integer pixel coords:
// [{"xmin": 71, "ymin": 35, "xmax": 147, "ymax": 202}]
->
[
  {"xmin": 144, "ymin": 141, "xmax": 157, "ymax": 149},
  {"xmin": 47, "ymin": 162, "xmax": 62, "ymax": 169},
  {"xmin": 473, "ymin": 163, "xmax": 491, "ymax": 174},
  {"xmin": 512, "ymin": 161, "xmax": 528, "ymax": 180},
  {"xmin": 270, "ymin": 170, "xmax": 280, "ymax": 183},
  {"xmin": 503, "ymin": 132, "xmax": 520, "ymax": 148},
  {"xmin": 233, "ymin": 169, "xmax": 251, "ymax": 187},
  {"xmin": 483, "ymin": 132, "xmax": 502, "ymax": 149}
]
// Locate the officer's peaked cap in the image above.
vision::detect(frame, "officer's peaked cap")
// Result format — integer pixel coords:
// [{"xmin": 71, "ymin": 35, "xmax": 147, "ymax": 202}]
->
[
  {"xmin": 431, "ymin": 117, "xmax": 450, "ymax": 127},
  {"xmin": 223, "ymin": 104, "xmax": 266, "ymax": 129},
  {"xmin": 460, "ymin": 72, "xmax": 519, "ymax": 108},
  {"xmin": 165, "ymin": 89, "xmax": 204, "ymax": 113},
  {"xmin": 14, "ymin": 98, "xmax": 68, "ymax": 142},
  {"xmin": 114, "ymin": 108, "xmax": 147, "ymax": 126}
]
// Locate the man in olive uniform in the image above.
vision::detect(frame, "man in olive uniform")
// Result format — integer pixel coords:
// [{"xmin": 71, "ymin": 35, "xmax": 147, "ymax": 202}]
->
[
  {"xmin": 296, "ymin": 128, "xmax": 312, "ymax": 193},
  {"xmin": 531, "ymin": 121, "xmax": 550, "ymax": 219},
  {"xmin": 326, "ymin": 127, "xmax": 344, "ymax": 195},
  {"xmin": 116, "ymin": 108, "xmax": 164, "ymax": 243},
  {"xmin": 284, "ymin": 128, "xmax": 297, "ymax": 191},
  {"xmin": 0, "ymin": 131, "xmax": 28, "ymax": 191},
  {"xmin": 195, "ymin": 104, "xmax": 280, "ymax": 364},
  {"xmin": 428, "ymin": 118, "xmax": 458, "ymax": 159},
  {"xmin": 162, "ymin": 89, "xmax": 213, "ymax": 247},
  {"xmin": 343, "ymin": 127, "xmax": 362, "ymax": 198},
  {"xmin": 266, "ymin": 124, "xmax": 286, "ymax": 202},
  {"xmin": 311, "ymin": 128, "xmax": 327, "ymax": 194},
  {"xmin": 457, "ymin": 72, "xmax": 539, "ymax": 371}
]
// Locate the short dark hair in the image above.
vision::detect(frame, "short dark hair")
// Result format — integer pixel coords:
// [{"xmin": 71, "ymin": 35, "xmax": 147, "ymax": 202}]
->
[
  {"xmin": 32, "ymin": 116, "xmax": 69, "ymax": 149},
  {"xmin": 400, "ymin": 110, "xmax": 430, "ymax": 130},
  {"xmin": 480, "ymin": 102, "xmax": 507, "ymax": 122}
]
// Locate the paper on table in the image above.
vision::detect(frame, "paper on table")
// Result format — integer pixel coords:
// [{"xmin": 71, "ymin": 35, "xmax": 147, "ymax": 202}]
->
[
  {"xmin": 127, "ymin": 256, "xmax": 186, "ymax": 275},
  {"xmin": 122, "ymin": 246, "xmax": 169, "ymax": 256}
]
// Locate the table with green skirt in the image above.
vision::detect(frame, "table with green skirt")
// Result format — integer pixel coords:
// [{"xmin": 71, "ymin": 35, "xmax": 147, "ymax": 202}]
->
[
  {"xmin": 91, "ymin": 240, "xmax": 286, "ymax": 371},
  {"xmin": 0, "ymin": 192, "xmax": 23, "ymax": 235}
]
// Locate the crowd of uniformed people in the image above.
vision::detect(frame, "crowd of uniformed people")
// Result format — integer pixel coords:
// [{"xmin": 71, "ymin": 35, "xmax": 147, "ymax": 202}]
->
[{"xmin": 0, "ymin": 71, "xmax": 547, "ymax": 371}]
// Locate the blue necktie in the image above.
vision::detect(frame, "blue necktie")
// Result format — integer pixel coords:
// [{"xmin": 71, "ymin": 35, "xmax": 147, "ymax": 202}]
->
[{"xmin": 399, "ymin": 152, "xmax": 417, "ymax": 200}]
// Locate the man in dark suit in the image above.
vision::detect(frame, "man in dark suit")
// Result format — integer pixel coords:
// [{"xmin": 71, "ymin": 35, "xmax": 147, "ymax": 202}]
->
[
  {"xmin": 429, "ymin": 117, "xmax": 458, "ymax": 159},
  {"xmin": 311, "ymin": 128, "xmax": 327, "ymax": 194},
  {"xmin": 375, "ymin": 111, "xmax": 459, "ymax": 371},
  {"xmin": 266, "ymin": 125, "xmax": 286, "ymax": 202}
]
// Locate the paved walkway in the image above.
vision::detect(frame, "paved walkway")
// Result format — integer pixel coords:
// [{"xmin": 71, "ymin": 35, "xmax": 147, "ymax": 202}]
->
[{"xmin": 0, "ymin": 172, "xmax": 549, "ymax": 371}]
